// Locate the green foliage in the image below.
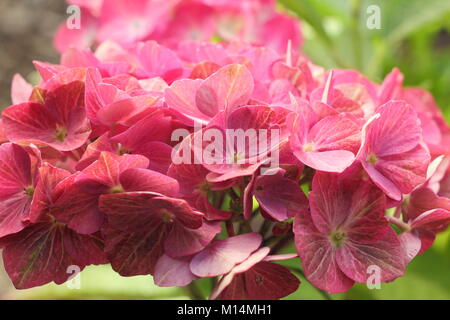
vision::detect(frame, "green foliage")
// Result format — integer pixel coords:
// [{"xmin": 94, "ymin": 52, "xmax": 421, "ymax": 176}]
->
[{"xmin": 280, "ymin": 0, "xmax": 450, "ymax": 120}]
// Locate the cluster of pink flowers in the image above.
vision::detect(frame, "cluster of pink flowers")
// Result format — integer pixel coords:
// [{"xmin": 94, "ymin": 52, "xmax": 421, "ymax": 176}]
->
[
  {"xmin": 55, "ymin": 0, "xmax": 302, "ymax": 55},
  {"xmin": 1, "ymin": 0, "xmax": 450, "ymax": 299}
]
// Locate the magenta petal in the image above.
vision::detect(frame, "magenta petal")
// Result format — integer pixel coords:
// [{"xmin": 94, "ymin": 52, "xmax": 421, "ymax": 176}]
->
[
  {"xmin": 164, "ymin": 221, "xmax": 221, "ymax": 258},
  {"xmin": 407, "ymin": 187, "xmax": 450, "ymax": 221},
  {"xmin": 195, "ymin": 64, "xmax": 254, "ymax": 117},
  {"xmin": 210, "ymin": 247, "xmax": 271, "ymax": 300},
  {"xmin": 308, "ymin": 114, "xmax": 361, "ymax": 154},
  {"xmin": 133, "ymin": 41, "xmax": 183, "ymax": 83},
  {"xmin": 165, "ymin": 79, "xmax": 208, "ymax": 125},
  {"xmin": 82, "ymin": 152, "xmax": 149, "ymax": 187},
  {"xmin": 99, "ymin": 192, "xmax": 173, "ymax": 276},
  {"xmin": 2, "ymin": 222, "xmax": 106, "ymax": 289},
  {"xmin": 2, "ymin": 102, "xmax": 58, "ymax": 145},
  {"xmin": 154, "ymin": 255, "xmax": 197, "ymax": 287},
  {"xmin": 378, "ymin": 68, "xmax": 403, "ymax": 105},
  {"xmin": 11, "ymin": 74, "xmax": 32, "ymax": 105},
  {"xmin": 76, "ymin": 133, "xmax": 118, "ymax": 171},
  {"xmin": 29, "ymin": 165, "xmax": 71, "ymax": 223},
  {"xmin": 120, "ymin": 168, "xmax": 179, "ymax": 196},
  {"xmin": 399, "ymin": 232, "xmax": 421, "ymax": 264},
  {"xmin": 3, "ymin": 82, "xmax": 91, "ymax": 151},
  {"xmin": 295, "ymin": 149, "xmax": 355, "ymax": 173},
  {"xmin": 311, "ymin": 172, "xmax": 387, "ymax": 239},
  {"xmin": 264, "ymin": 253, "xmax": 299, "ymax": 262},
  {"xmin": 243, "ymin": 262, "xmax": 299, "ymax": 300},
  {"xmin": 366, "ymin": 101, "xmax": 421, "ymax": 157},
  {"xmin": 215, "ymin": 261, "xmax": 300, "ymax": 300},
  {"xmin": 411, "ymin": 209, "xmax": 450, "ymax": 233},
  {"xmin": 254, "ymin": 170, "xmax": 308, "ymax": 221},
  {"xmin": 373, "ymin": 144, "xmax": 430, "ymax": 196},
  {"xmin": 293, "ymin": 210, "xmax": 355, "ymax": 294},
  {"xmin": 50, "ymin": 175, "xmax": 105, "ymax": 235},
  {"xmin": 336, "ymin": 227, "xmax": 405, "ymax": 283},
  {"xmin": 110, "ymin": 110, "xmax": 174, "ymax": 151},
  {"xmin": 0, "ymin": 144, "xmax": 36, "ymax": 237},
  {"xmin": 96, "ymin": 95, "xmax": 159, "ymax": 126},
  {"xmin": 362, "ymin": 162, "xmax": 402, "ymax": 201},
  {"xmin": 132, "ymin": 141, "xmax": 173, "ymax": 174},
  {"xmin": 99, "ymin": 192, "xmax": 204, "ymax": 275},
  {"xmin": 190, "ymin": 233, "xmax": 262, "ymax": 277}
]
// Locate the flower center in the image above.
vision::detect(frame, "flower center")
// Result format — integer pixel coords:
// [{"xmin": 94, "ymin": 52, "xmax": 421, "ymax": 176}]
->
[
  {"xmin": 23, "ymin": 185, "xmax": 35, "ymax": 198},
  {"xmin": 160, "ymin": 209, "xmax": 175, "ymax": 223},
  {"xmin": 367, "ymin": 153, "xmax": 378, "ymax": 165},
  {"xmin": 110, "ymin": 185, "xmax": 124, "ymax": 194},
  {"xmin": 329, "ymin": 231, "xmax": 346, "ymax": 247},
  {"xmin": 303, "ymin": 142, "xmax": 315, "ymax": 152},
  {"xmin": 55, "ymin": 125, "xmax": 68, "ymax": 142}
]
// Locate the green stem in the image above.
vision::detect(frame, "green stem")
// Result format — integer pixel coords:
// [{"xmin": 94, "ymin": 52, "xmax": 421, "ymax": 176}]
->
[
  {"xmin": 386, "ymin": 216, "xmax": 411, "ymax": 232},
  {"xmin": 185, "ymin": 282, "xmax": 204, "ymax": 300}
]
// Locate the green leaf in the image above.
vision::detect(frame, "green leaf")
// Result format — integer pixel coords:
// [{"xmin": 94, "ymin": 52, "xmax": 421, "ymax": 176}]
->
[{"xmin": 279, "ymin": 0, "xmax": 333, "ymax": 45}]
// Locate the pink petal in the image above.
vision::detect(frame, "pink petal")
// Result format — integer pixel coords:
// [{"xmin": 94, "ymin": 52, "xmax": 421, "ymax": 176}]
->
[
  {"xmin": 133, "ymin": 41, "xmax": 184, "ymax": 83},
  {"xmin": 3, "ymin": 81, "xmax": 91, "ymax": 151},
  {"xmin": 309, "ymin": 172, "xmax": 386, "ymax": 238},
  {"xmin": 366, "ymin": 101, "xmax": 421, "ymax": 157},
  {"xmin": 215, "ymin": 261, "xmax": 300, "ymax": 300},
  {"xmin": 190, "ymin": 232, "xmax": 262, "ymax": 277},
  {"xmin": 294, "ymin": 150, "xmax": 355, "ymax": 173},
  {"xmin": 164, "ymin": 221, "xmax": 221, "ymax": 258},
  {"xmin": 154, "ymin": 255, "xmax": 197, "ymax": 287},
  {"xmin": 293, "ymin": 210, "xmax": 355, "ymax": 293},
  {"xmin": 411, "ymin": 209, "xmax": 450, "ymax": 233},
  {"xmin": 99, "ymin": 192, "xmax": 203, "ymax": 275},
  {"xmin": 210, "ymin": 247, "xmax": 271, "ymax": 300},
  {"xmin": 195, "ymin": 64, "xmax": 254, "ymax": 117},
  {"xmin": 165, "ymin": 79, "xmax": 208, "ymax": 125},
  {"xmin": 375, "ymin": 144, "xmax": 430, "ymax": 195},
  {"xmin": 2, "ymin": 222, "xmax": 106, "ymax": 289},
  {"xmin": 29, "ymin": 165, "xmax": 71, "ymax": 223},
  {"xmin": 378, "ymin": 68, "xmax": 403, "ymax": 105},
  {"xmin": 399, "ymin": 232, "xmax": 421, "ymax": 264},
  {"xmin": 336, "ymin": 227, "xmax": 405, "ymax": 283},
  {"xmin": 120, "ymin": 168, "xmax": 179, "ymax": 196},
  {"xmin": 11, "ymin": 74, "xmax": 32, "ymax": 105},
  {"xmin": 0, "ymin": 144, "xmax": 37, "ymax": 237},
  {"xmin": 254, "ymin": 169, "xmax": 308, "ymax": 221}
]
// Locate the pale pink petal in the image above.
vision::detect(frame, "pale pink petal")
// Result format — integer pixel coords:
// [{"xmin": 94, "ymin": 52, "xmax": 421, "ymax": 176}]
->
[
  {"xmin": 154, "ymin": 255, "xmax": 197, "ymax": 287},
  {"xmin": 190, "ymin": 233, "xmax": 262, "ymax": 277}
]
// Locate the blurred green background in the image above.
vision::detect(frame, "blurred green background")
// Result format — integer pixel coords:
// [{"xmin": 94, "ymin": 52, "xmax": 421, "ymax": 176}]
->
[
  {"xmin": 280, "ymin": 0, "xmax": 450, "ymax": 121},
  {"xmin": 1, "ymin": 0, "xmax": 450, "ymax": 300}
]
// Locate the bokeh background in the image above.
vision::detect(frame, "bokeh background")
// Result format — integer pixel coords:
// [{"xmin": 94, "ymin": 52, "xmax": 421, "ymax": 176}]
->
[{"xmin": 0, "ymin": 0, "xmax": 450, "ymax": 299}]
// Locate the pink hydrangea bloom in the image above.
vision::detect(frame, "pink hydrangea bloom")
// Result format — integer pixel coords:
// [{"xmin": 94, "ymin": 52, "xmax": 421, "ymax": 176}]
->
[
  {"xmin": 294, "ymin": 173, "xmax": 405, "ymax": 293},
  {"xmin": 0, "ymin": 3, "xmax": 449, "ymax": 298}
]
